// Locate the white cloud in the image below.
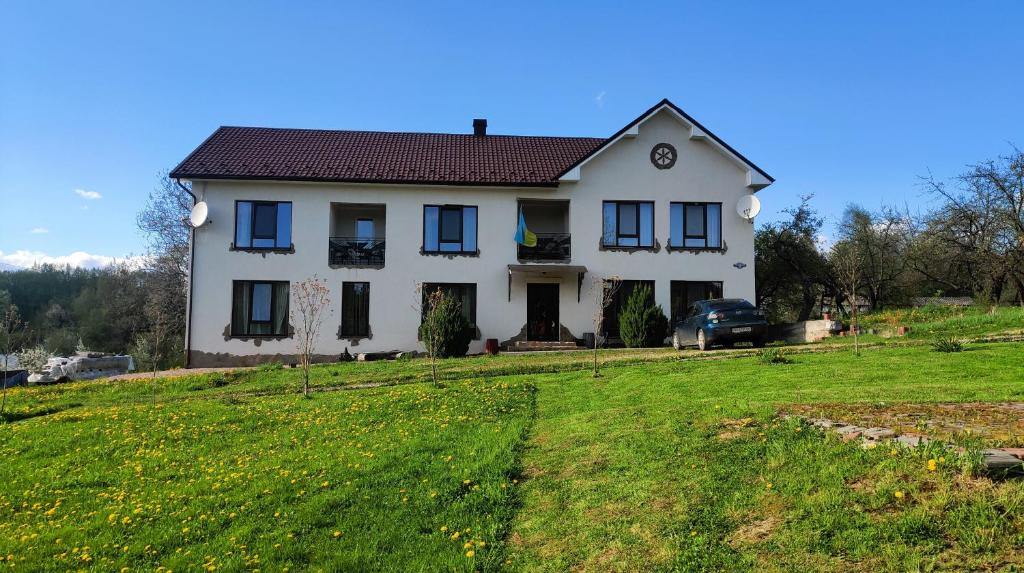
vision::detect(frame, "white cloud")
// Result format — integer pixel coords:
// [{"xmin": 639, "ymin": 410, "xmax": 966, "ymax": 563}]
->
[
  {"xmin": 30, "ymin": 227, "xmax": 49, "ymax": 234},
  {"xmin": 0, "ymin": 250, "xmax": 148, "ymax": 270},
  {"xmin": 594, "ymin": 90, "xmax": 606, "ymax": 109},
  {"xmin": 74, "ymin": 188, "xmax": 102, "ymax": 200}
]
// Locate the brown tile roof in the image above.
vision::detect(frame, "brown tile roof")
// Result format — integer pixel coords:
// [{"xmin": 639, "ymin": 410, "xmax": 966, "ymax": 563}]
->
[{"xmin": 171, "ymin": 126, "xmax": 606, "ymax": 187}]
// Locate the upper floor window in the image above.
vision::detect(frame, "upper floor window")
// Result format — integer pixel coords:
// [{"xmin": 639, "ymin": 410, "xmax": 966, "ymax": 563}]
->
[
  {"xmin": 235, "ymin": 201, "xmax": 292, "ymax": 250},
  {"xmin": 231, "ymin": 280, "xmax": 289, "ymax": 337},
  {"xmin": 423, "ymin": 205, "xmax": 477, "ymax": 254},
  {"xmin": 670, "ymin": 202, "xmax": 721, "ymax": 249},
  {"xmin": 602, "ymin": 201, "xmax": 654, "ymax": 248}
]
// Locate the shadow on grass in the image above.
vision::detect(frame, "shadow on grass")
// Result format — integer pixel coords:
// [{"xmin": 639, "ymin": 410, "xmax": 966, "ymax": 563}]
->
[{"xmin": 1, "ymin": 402, "xmax": 83, "ymax": 423}]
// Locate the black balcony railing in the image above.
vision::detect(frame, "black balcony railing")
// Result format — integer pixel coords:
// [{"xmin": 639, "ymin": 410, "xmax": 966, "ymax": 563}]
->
[
  {"xmin": 329, "ymin": 237, "xmax": 385, "ymax": 266},
  {"xmin": 517, "ymin": 233, "xmax": 571, "ymax": 261}
]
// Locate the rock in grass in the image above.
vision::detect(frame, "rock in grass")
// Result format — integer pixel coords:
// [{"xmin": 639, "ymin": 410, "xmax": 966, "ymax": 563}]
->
[{"xmin": 981, "ymin": 449, "xmax": 1024, "ymax": 478}]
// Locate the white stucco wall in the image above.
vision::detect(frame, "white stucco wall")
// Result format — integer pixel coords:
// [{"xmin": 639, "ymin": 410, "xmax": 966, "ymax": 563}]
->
[{"xmin": 185, "ymin": 109, "xmax": 763, "ymax": 365}]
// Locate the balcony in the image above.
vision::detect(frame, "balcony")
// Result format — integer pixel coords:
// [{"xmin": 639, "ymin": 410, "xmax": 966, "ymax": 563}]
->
[
  {"xmin": 517, "ymin": 233, "xmax": 571, "ymax": 261},
  {"xmin": 329, "ymin": 237, "xmax": 385, "ymax": 267},
  {"xmin": 517, "ymin": 200, "xmax": 570, "ymax": 263},
  {"xmin": 330, "ymin": 203, "xmax": 385, "ymax": 268}
]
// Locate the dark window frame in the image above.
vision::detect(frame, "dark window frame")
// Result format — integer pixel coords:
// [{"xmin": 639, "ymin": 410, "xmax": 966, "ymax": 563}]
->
[
  {"xmin": 340, "ymin": 281, "xmax": 371, "ymax": 338},
  {"xmin": 602, "ymin": 279, "xmax": 655, "ymax": 338},
  {"xmin": 230, "ymin": 280, "xmax": 290, "ymax": 337},
  {"xmin": 670, "ymin": 280, "xmax": 724, "ymax": 324},
  {"xmin": 233, "ymin": 200, "xmax": 294, "ymax": 251},
  {"xmin": 422, "ymin": 204, "xmax": 479, "ymax": 254},
  {"xmin": 670, "ymin": 201, "xmax": 723, "ymax": 250},
  {"xmin": 420, "ymin": 282, "xmax": 478, "ymax": 335},
  {"xmin": 602, "ymin": 200, "xmax": 655, "ymax": 248}
]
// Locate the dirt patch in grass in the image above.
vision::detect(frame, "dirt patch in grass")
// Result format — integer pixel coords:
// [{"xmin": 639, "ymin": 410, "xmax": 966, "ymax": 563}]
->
[
  {"xmin": 784, "ymin": 402, "xmax": 1024, "ymax": 448},
  {"xmin": 728, "ymin": 516, "xmax": 781, "ymax": 547}
]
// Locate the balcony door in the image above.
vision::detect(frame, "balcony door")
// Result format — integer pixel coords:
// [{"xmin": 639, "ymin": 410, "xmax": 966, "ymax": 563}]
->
[{"xmin": 526, "ymin": 283, "xmax": 559, "ymax": 341}]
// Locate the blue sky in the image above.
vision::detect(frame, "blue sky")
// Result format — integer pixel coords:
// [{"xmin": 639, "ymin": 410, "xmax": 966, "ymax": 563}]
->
[{"xmin": 2, "ymin": 1, "xmax": 1022, "ymax": 268}]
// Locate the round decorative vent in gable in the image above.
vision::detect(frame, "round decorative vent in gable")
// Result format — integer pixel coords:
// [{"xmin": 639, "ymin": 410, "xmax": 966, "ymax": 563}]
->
[{"xmin": 650, "ymin": 143, "xmax": 677, "ymax": 170}]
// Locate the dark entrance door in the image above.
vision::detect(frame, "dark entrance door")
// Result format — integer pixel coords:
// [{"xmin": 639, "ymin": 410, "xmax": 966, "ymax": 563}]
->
[{"xmin": 527, "ymin": 283, "xmax": 559, "ymax": 341}]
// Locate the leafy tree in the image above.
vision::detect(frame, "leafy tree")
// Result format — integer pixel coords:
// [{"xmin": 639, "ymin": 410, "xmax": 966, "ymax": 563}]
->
[
  {"xmin": 618, "ymin": 284, "xmax": 668, "ymax": 348},
  {"xmin": 755, "ymin": 196, "xmax": 831, "ymax": 321}
]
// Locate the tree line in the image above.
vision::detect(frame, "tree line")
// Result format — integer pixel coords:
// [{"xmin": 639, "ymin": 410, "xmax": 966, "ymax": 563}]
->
[
  {"xmin": 757, "ymin": 148, "xmax": 1024, "ymax": 322},
  {"xmin": 1, "ymin": 175, "xmax": 189, "ymax": 370}
]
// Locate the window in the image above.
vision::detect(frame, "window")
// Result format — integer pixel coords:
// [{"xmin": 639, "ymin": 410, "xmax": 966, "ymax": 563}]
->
[
  {"xmin": 602, "ymin": 201, "xmax": 654, "ymax": 248},
  {"xmin": 340, "ymin": 282, "xmax": 371, "ymax": 337},
  {"xmin": 421, "ymin": 283, "xmax": 477, "ymax": 328},
  {"xmin": 602, "ymin": 280, "xmax": 655, "ymax": 337},
  {"xmin": 670, "ymin": 281, "xmax": 723, "ymax": 324},
  {"xmin": 670, "ymin": 202, "xmax": 721, "ymax": 249},
  {"xmin": 231, "ymin": 281, "xmax": 290, "ymax": 336},
  {"xmin": 423, "ymin": 205, "xmax": 478, "ymax": 253},
  {"xmin": 355, "ymin": 219, "xmax": 375, "ymax": 241},
  {"xmin": 235, "ymin": 201, "xmax": 292, "ymax": 250}
]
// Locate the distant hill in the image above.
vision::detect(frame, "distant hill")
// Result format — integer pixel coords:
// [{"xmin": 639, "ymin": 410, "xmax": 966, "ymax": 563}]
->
[{"xmin": 0, "ymin": 262, "xmax": 20, "ymax": 272}]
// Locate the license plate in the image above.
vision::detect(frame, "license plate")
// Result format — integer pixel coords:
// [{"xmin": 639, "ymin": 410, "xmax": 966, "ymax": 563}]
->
[{"xmin": 732, "ymin": 327, "xmax": 752, "ymax": 333}]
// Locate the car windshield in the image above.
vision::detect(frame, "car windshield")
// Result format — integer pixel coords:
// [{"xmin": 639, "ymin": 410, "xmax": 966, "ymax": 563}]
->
[{"xmin": 706, "ymin": 299, "xmax": 754, "ymax": 311}]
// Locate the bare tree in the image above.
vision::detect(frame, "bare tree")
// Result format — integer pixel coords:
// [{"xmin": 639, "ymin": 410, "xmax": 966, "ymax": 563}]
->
[
  {"xmin": 831, "ymin": 241, "xmax": 863, "ymax": 356},
  {"xmin": 291, "ymin": 277, "xmax": 332, "ymax": 397},
  {"xmin": 591, "ymin": 276, "xmax": 621, "ymax": 377},
  {"xmin": 418, "ymin": 287, "xmax": 445, "ymax": 387},
  {"xmin": 137, "ymin": 172, "xmax": 191, "ymax": 363},
  {"xmin": 0, "ymin": 304, "xmax": 26, "ymax": 419}
]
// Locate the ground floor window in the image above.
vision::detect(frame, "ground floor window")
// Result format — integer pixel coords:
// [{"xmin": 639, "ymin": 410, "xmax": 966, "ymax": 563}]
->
[
  {"xmin": 602, "ymin": 280, "xmax": 655, "ymax": 337},
  {"xmin": 340, "ymin": 282, "xmax": 370, "ymax": 337},
  {"xmin": 421, "ymin": 282, "xmax": 477, "ymax": 327},
  {"xmin": 231, "ymin": 281, "xmax": 289, "ymax": 336},
  {"xmin": 670, "ymin": 281, "xmax": 723, "ymax": 324}
]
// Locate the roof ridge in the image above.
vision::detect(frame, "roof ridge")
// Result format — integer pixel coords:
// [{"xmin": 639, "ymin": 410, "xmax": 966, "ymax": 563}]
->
[{"xmin": 217, "ymin": 125, "xmax": 605, "ymax": 142}]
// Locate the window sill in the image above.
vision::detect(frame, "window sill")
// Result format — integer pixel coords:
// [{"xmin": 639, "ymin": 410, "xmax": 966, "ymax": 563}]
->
[
  {"xmin": 420, "ymin": 249, "xmax": 480, "ymax": 257},
  {"xmin": 227, "ymin": 334, "xmax": 292, "ymax": 340},
  {"xmin": 230, "ymin": 244, "xmax": 295, "ymax": 254},
  {"xmin": 665, "ymin": 244, "xmax": 727, "ymax": 254},
  {"xmin": 328, "ymin": 263, "xmax": 385, "ymax": 270},
  {"xmin": 599, "ymin": 245, "xmax": 658, "ymax": 253}
]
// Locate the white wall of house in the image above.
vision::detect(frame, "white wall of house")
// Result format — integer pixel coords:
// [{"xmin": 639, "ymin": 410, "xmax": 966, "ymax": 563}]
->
[{"xmin": 186, "ymin": 108, "xmax": 762, "ymax": 366}]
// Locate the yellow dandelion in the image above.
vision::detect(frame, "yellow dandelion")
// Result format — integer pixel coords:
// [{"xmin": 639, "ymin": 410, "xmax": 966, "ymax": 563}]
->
[
  {"xmin": 927, "ymin": 459, "xmax": 937, "ymax": 472},
  {"xmin": 333, "ymin": 531, "xmax": 342, "ymax": 538},
  {"xmin": 465, "ymin": 550, "xmax": 475, "ymax": 558},
  {"xmin": 894, "ymin": 490, "xmax": 905, "ymax": 499}
]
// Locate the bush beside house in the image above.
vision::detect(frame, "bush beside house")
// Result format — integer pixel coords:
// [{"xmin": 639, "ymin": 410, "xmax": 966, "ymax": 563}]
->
[
  {"xmin": 419, "ymin": 289, "xmax": 472, "ymax": 358},
  {"xmin": 618, "ymin": 284, "xmax": 669, "ymax": 348}
]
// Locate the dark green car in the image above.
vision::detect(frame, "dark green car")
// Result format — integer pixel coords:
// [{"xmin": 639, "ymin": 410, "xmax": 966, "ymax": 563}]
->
[{"xmin": 672, "ymin": 298, "xmax": 768, "ymax": 351}]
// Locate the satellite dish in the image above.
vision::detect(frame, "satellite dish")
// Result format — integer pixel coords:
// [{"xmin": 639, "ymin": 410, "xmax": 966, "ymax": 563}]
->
[
  {"xmin": 736, "ymin": 195, "xmax": 761, "ymax": 221},
  {"xmin": 189, "ymin": 201, "xmax": 209, "ymax": 228}
]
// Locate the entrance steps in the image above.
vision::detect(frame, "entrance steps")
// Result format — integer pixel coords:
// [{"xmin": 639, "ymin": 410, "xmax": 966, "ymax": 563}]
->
[{"xmin": 506, "ymin": 340, "xmax": 583, "ymax": 352}]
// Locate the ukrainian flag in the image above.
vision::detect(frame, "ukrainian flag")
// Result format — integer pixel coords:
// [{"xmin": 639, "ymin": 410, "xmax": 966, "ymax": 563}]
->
[{"xmin": 514, "ymin": 209, "xmax": 537, "ymax": 247}]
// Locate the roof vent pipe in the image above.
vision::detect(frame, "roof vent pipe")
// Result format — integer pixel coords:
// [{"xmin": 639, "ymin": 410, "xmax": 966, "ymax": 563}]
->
[{"xmin": 473, "ymin": 118, "xmax": 487, "ymax": 136}]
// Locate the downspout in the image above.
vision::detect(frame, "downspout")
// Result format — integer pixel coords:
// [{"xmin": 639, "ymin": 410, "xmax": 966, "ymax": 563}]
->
[{"xmin": 176, "ymin": 178, "xmax": 198, "ymax": 368}]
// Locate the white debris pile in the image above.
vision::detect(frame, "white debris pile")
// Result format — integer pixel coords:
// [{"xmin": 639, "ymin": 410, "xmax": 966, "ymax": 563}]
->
[{"xmin": 28, "ymin": 352, "xmax": 135, "ymax": 384}]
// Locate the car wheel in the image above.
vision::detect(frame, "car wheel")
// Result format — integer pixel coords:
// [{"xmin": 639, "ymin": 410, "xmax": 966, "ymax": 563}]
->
[
  {"xmin": 672, "ymin": 332, "xmax": 683, "ymax": 350},
  {"xmin": 697, "ymin": 329, "xmax": 708, "ymax": 351}
]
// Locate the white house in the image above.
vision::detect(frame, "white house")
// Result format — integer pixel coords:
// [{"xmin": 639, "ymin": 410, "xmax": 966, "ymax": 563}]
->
[{"xmin": 171, "ymin": 99, "xmax": 773, "ymax": 367}]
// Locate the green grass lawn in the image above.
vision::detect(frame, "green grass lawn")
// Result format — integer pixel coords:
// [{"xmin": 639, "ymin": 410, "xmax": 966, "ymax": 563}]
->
[{"xmin": 1, "ymin": 339, "xmax": 1023, "ymax": 570}]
